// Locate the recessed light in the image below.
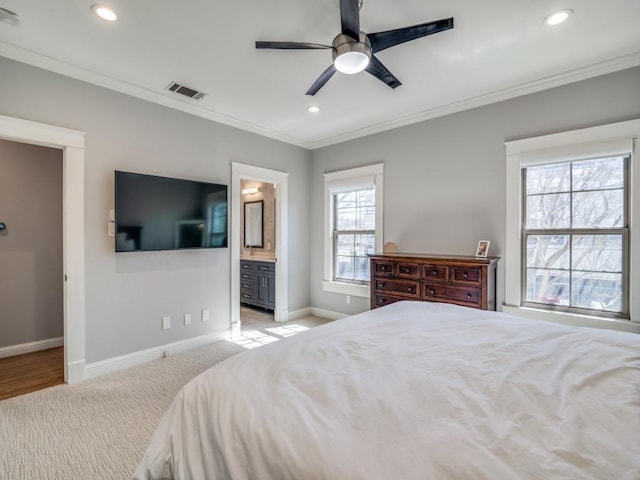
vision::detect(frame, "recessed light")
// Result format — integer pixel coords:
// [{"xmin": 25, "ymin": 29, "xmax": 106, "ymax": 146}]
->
[
  {"xmin": 308, "ymin": 106, "xmax": 320, "ymax": 113},
  {"xmin": 543, "ymin": 9, "xmax": 573, "ymax": 26},
  {"xmin": 91, "ymin": 4, "xmax": 117, "ymax": 22}
]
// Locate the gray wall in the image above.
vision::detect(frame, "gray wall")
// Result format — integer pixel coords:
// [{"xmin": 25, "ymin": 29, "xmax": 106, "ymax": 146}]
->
[
  {"xmin": 0, "ymin": 57, "xmax": 311, "ymax": 363},
  {"xmin": 0, "ymin": 140, "xmax": 63, "ymax": 347},
  {"xmin": 310, "ymin": 66, "xmax": 640, "ymax": 315}
]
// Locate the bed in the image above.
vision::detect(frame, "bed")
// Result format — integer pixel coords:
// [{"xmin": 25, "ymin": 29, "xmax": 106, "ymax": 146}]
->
[{"xmin": 134, "ymin": 301, "xmax": 640, "ymax": 479}]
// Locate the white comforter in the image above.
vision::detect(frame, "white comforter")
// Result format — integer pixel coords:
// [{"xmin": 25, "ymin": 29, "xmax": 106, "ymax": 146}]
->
[{"xmin": 135, "ymin": 301, "xmax": 640, "ymax": 479}]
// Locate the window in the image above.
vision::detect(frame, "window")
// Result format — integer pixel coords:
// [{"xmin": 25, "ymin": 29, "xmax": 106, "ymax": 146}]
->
[
  {"xmin": 333, "ymin": 188, "xmax": 376, "ymax": 284},
  {"xmin": 522, "ymin": 156, "xmax": 628, "ymax": 317},
  {"xmin": 323, "ymin": 164, "xmax": 384, "ymax": 297},
  {"xmin": 504, "ymin": 119, "xmax": 640, "ymax": 330}
]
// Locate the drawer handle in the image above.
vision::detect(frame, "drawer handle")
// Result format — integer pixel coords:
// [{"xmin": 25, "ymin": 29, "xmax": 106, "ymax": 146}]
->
[
  {"xmin": 429, "ymin": 289, "xmax": 435, "ymax": 295},
  {"xmin": 242, "ymin": 294, "xmax": 250, "ymax": 298},
  {"xmin": 379, "ymin": 266, "xmax": 387, "ymax": 271},
  {"xmin": 466, "ymin": 293, "xmax": 472, "ymax": 299},
  {"xmin": 379, "ymin": 282, "xmax": 386, "ymax": 287},
  {"xmin": 463, "ymin": 272, "xmax": 469, "ymax": 278},
  {"xmin": 379, "ymin": 298, "xmax": 386, "ymax": 304},
  {"xmin": 431, "ymin": 270, "xmax": 438, "ymax": 275},
  {"xmin": 404, "ymin": 268, "xmax": 411, "ymax": 273},
  {"xmin": 407, "ymin": 287, "xmax": 413, "ymax": 292}
]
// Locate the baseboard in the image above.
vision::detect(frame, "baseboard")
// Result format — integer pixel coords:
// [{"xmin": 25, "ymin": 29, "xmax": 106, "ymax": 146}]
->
[
  {"xmin": 287, "ymin": 307, "xmax": 312, "ymax": 321},
  {"xmin": 84, "ymin": 329, "xmax": 230, "ymax": 379},
  {"xmin": 0, "ymin": 337, "xmax": 64, "ymax": 359},
  {"xmin": 309, "ymin": 307, "xmax": 349, "ymax": 321}
]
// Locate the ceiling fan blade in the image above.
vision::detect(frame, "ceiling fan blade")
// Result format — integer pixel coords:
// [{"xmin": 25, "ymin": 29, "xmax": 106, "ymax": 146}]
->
[
  {"xmin": 255, "ymin": 41, "xmax": 330, "ymax": 50},
  {"xmin": 306, "ymin": 65, "xmax": 337, "ymax": 96},
  {"xmin": 340, "ymin": 0, "xmax": 360, "ymax": 40},
  {"xmin": 365, "ymin": 56, "xmax": 402, "ymax": 89},
  {"xmin": 368, "ymin": 17, "xmax": 454, "ymax": 53}
]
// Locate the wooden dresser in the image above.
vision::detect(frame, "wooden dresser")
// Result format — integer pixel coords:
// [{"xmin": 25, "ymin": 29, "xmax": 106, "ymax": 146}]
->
[{"xmin": 369, "ymin": 253, "xmax": 499, "ymax": 311}]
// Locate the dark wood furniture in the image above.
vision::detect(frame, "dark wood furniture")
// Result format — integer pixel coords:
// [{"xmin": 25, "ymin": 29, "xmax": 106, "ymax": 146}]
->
[
  {"xmin": 370, "ymin": 253, "xmax": 499, "ymax": 310},
  {"xmin": 240, "ymin": 260, "xmax": 275, "ymax": 310}
]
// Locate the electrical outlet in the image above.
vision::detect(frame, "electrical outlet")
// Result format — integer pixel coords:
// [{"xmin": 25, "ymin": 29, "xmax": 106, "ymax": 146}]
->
[
  {"xmin": 184, "ymin": 313, "xmax": 191, "ymax": 326},
  {"xmin": 107, "ymin": 222, "xmax": 115, "ymax": 237},
  {"xmin": 201, "ymin": 309, "xmax": 210, "ymax": 322},
  {"xmin": 162, "ymin": 316, "xmax": 171, "ymax": 330},
  {"xmin": 346, "ymin": 295, "xmax": 351, "ymax": 304}
]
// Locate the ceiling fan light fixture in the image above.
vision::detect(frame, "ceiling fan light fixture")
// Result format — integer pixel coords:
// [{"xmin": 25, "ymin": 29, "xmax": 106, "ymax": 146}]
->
[
  {"xmin": 543, "ymin": 9, "xmax": 573, "ymax": 26},
  {"xmin": 335, "ymin": 51, "xmax": 370, "ymax": 74},
  {"xmin": 91, "ymin": 4, "xmax": 117, "ymax": 22},
  {"xmin": 332, "ymin": 33, "xmax": 372, "ymax": 74}
]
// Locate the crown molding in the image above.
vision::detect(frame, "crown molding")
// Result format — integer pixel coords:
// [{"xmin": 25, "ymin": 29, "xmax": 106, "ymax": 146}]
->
[
  {"xmin": 2, "ymin": 42, "xmax": 638, "ymax": 151},
  {"xmin": 307, "ymin": 51, "xmax": 640, "ymax": 149},
  {"xmin": 0, "ymin": 42, "xmax": 311, "ymax": 149}
]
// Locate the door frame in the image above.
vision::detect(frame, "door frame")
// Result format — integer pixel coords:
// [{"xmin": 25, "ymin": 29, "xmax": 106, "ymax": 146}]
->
[
  {"xmin": 230, "ymin": 162, "xmax": 288, "ymax": 336},
  {"xmin": 0, "ymin": 114, "xmax": 86, "ymax": 384}
]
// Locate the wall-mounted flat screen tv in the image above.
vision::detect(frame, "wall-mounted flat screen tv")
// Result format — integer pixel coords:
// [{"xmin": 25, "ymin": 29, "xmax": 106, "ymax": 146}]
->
[{"xmin": 114, "ymin": 171, "xmax": 228, "ymax": 252}]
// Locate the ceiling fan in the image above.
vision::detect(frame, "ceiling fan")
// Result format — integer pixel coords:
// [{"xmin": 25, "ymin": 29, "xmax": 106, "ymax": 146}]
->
[{"xmin": 255, "ymin": 0, "xmax": 454, "ymax": 96}]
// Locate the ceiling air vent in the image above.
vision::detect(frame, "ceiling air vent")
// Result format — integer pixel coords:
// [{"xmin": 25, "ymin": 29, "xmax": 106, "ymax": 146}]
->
[{"xmin": 166, "ymin": 82, "xmax": 206, "ymax": 100}]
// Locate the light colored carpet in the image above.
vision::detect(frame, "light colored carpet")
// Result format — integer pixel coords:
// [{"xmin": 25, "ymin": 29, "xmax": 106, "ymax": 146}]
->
[{"xmin": 0, "ymin": 314, "xmax": 330, "ymax": 480}]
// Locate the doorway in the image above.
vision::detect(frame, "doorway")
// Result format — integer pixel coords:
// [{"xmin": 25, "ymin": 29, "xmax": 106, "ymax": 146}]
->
[
  {"xmin": 0, "ymin": 114, "xmax": 86, "ymax": 384},
  {"xmin": 0, "ymin": 140, "xmax": 63, "ymax": 398},
  {"xmin": 230, "ymin": 162, "xmax": 289, "ymax": 338}
]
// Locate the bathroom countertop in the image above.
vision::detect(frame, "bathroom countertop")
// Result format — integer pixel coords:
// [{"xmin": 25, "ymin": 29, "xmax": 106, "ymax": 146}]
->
[{"xmin": 240, "ymin": 256, "xmax": 276, "ymax": 263}]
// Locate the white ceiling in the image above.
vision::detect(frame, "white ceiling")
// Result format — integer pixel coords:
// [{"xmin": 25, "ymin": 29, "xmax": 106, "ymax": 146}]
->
[{"xmin": 1, "ymin": 0, "xmax": 639, "ymax": 149}]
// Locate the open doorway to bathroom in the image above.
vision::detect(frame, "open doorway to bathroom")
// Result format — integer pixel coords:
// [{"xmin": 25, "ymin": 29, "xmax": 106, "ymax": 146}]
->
[
  {"xmin": 230, "ymin": 163, "xmax": 289, "ymax": 338},
  {"xmin": 239, "ymin": 179, "xmax": 276, "ymax": 329}
]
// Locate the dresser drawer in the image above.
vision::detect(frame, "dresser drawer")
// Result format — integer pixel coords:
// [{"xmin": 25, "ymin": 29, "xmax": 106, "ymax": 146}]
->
[
  {"xmin": 396, "ymin": 262, "xmax": 421, "ymax": 279},
  {"xmin": 241, "ymin": 272, "xmax": 254, "ymax": 281},
  {"xmin": 450, "ymin": 266, "xmax": 482, "ymax": 285},
  {"xmin": 375, "ymin": 279, "xmax": 420, "ymax": 299},
  {"xmin": 373, "ymin": 294, "xmax": 415, "ymax": 308},
  {"xmin": 423, "ymin": 283, "xmax": 482, "ymax": 307},
  {"xmin": 373, "ymin": 260, "xmax": 395, "ymax": 277},
  {"xmin": 422, "ymin": 264, "xmax": 448, "ymax": 283},
  {"xmin": 240, "ymin": 261, "xmax": 256, "ymax": 271}
]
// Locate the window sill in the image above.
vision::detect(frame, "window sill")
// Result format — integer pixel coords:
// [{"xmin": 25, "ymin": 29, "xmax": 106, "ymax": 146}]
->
[
  {"xmin": 322, "ymin": 281, "xmax": 370, "ymax": 298},
  {"xmin": 502, "ymin": 304, "xmax": 640, "ymax": 334}
]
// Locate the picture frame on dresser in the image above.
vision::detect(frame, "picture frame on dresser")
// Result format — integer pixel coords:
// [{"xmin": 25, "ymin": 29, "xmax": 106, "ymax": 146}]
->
[{"xmin": 475, "ymin": 240, "xmax": 490, "ymax": 258}]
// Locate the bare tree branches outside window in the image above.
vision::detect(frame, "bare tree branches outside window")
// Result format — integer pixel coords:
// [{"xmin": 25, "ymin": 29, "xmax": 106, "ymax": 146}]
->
[{"xmin": 523, "ymin": 156, "xmax": 628, "ymax": 316}]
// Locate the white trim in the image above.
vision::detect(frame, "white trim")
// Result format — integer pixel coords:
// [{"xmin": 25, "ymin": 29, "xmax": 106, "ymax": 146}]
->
[
  {"xmin": 287, "ymin": 307, "xmax": 312, "ymax": 321},
  {"xmin": 309, "ymin": 307, "xmax": 349, "ymax": 321},
  {"xmin": 323, "ymin": 164, "xmax": 384, "ymax": 297},
  {"xmin": 502, "ymin": 306, "xmax": 640, "ymax": 334},
  {"xmin": 0, "ymin": 337, "xmax": 64, "ymax": 359},
  {"xmin": 3, "ymin": 43, "xmax": 638, "ymax": 150},
  {"xmin": 231, "ymin": 163, "xmax": 289, "ymax": 333},
  {"xmin": 309, "ymin": 52, "xmax": 640, "ymax": 149},
  {"xmin": 85, "ymin": 330, "xmax": 230, "ymax": 379},
  {"xmin": 0, "ymin": 114, "xmax": 86, "ymax": 384},
  {"xmin": 504, "ymin": 119, "xmax": 640, "ymax": 327},
  {"xmin": 322, "ymin": 281, "xmax": 370, "ymax": 298}
]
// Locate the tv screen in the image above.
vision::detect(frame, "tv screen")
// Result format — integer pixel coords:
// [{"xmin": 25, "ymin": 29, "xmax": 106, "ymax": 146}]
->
[{"xmin": 114, "ymin": 171, "xmax": 228, "ymax": 252}]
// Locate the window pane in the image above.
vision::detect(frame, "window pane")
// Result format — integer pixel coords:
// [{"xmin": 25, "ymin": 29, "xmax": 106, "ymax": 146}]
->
[
  {"xmin": 357, "ymin": 206, "xmax": 375, "ymax": 230},
  {"xmin": 526, "ymin": 235, "xmax": 570, "ymax": 270},
  {"xmin": 526, "ymin": 193, "xmax": 570, "ymax": 228},
  {"xmin": 572, "ymin": 235, "xmax": 622, "ymax": 273},
  {"xmin": 335, "ymin": 256, "xmax": 354, "ymax": 281},
  {"xmin": 526, "ymin": 269, "xmax": 570, "ymax": 306},
  {"xmin": 572, "ymin": 157, "xmax": 624, "ymax": 191},
  {"xmin": 526, "ymin": 163, "xmax": 570, "ymax": 194},
  {"xmin": 571, "ymin": 272, "xmax": 622, "ymax": 313},
  {"xmin": 336, "ymin": 234, "xmax": 355, "ymax": 256},
  {"xmin": 572, "ymin": 189, "xmax": 624, "ymax": 228}
]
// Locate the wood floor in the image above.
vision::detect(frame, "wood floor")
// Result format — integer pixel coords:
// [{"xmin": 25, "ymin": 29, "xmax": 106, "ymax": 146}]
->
[{"xmin": 0, "ymin": 347, "xmax": 64, "ymax": 401}]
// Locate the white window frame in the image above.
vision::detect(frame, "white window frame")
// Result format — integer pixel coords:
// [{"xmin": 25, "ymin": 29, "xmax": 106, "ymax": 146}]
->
[
  {"xmin": 323, "ymin": 164, "xmax": 384, "ymax": 298},
  {"xmin": 504, "ymin": 119, "xmax": 640, "ymax": 332}
]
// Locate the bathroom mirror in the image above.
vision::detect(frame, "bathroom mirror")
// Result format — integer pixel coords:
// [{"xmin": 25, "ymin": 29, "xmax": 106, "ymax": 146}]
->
[{"xmin": 244, "ymin": 200, "xmax": 263, "ymax": 248}]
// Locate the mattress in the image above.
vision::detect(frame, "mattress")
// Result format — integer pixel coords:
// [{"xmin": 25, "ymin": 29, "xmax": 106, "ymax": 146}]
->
[{"xmin": 134, "ymin": 301, "xmax": 640, "ymax": 479}]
